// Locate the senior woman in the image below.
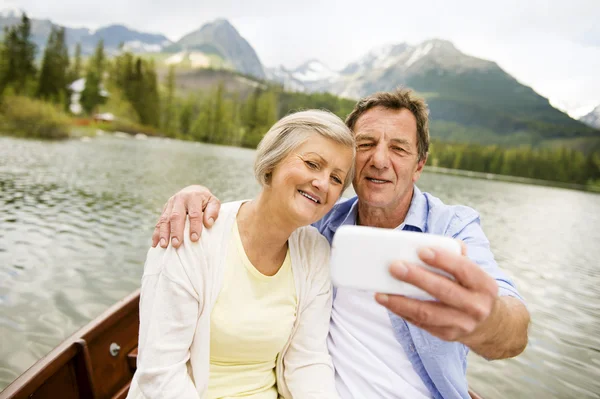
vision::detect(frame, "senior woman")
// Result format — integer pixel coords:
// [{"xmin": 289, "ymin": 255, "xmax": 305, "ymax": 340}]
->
[{"xmin": 127, "ymin": 110, "xmax": 355, "ymax": 399}]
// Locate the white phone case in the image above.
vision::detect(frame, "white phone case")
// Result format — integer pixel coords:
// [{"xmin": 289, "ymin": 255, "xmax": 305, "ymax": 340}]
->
[{"xmin": 330, "ymin": 225, "xmax": 461, "ymax": 300}]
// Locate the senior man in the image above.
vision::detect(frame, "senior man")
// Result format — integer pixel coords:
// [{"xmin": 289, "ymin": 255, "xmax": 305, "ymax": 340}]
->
[{"xmin": 151, "ymin": 88, "xmax": 530, "ymax": 399}]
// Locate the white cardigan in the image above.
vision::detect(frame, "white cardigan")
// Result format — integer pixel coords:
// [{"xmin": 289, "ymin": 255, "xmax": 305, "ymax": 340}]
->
[{"xmin": 127, "ymin": 201, "xmax": 338, "ymax": 399}]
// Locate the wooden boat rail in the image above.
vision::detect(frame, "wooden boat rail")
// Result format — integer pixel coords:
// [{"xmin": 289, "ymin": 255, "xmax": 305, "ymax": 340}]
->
[
  {"xmin": 0, "ymin": 289, "xmax": 141, "ymax": 399},
  {"xmin": 0, "ymin": 288, "xmax": 485, "ymax": 398}
]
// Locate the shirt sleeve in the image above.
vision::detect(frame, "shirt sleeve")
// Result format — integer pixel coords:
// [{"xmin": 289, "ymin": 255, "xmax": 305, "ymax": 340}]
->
[
  {"xmin": 133, "ymin": 244, "xmax": 203, "ymax": 399},
  {"xmin": 447, "ymin": 207, "xmax": 525, "ymax": 302},
  {"xmin": 283, "ymin": 233, "xmax": 339, "ymax": 398}
]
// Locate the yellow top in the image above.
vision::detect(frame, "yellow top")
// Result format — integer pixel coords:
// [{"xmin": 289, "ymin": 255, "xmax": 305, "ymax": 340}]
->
[{"xmin": 208, "ymin": 220, "xmax": 298, "ymax": 399}]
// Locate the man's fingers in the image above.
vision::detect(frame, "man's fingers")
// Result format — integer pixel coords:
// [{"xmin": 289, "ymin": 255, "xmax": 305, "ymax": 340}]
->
[
  {"xmin": 151, "ymin": 223, "xmax": 161, "ymax": 248},
  {"xmin": 417, "ymin": 247, "xmax": 486, "ymax": 290},
  {"xmin": 203, "ymin": 196, "xmax": 221, "ymax": 228},
  {"xmin": 157, "ymin": 198, "xmax": 174, "ymax": 248},
  {"xmin": 457, "ymin": 239, "xmax": 468, "ymax": 256},
  {"xmin": 375, "ymin": 294, "xmax": 478, "ymax": 339},
  {"xmin": 186, "ymin": 192, "xmax": 221, "ymax": 242},
  {"xmin": 187, "ymin": 200, "xmax": 204, "ymax": 243},
  {"xmin": 169, "ymin": 195, "xmax": 188, "ymax": 248},
  {"xmin": 152, "ymin": 198, "xmax": 173, "ymax": 246},
  {"xmin": 389, "ymin": 261, "xmax": 492, "ymax": 321}
]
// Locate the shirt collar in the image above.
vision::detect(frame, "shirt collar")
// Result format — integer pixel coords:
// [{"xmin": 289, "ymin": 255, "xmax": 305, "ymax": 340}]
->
[
  {"xmin": 339, "ymin": 198, "xmax": 360, "ymax": 226},
  {"xmin": 327, "ymin": 185, "xmax": 428, "ymax": 232},
  {"xmin": 403, "ymin": 185, "xmax": 428, "ymax": 232}
]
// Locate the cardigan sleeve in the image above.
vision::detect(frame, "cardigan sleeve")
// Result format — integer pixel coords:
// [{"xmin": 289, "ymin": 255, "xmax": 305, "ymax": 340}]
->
[
  {"xmin": 283, "ymin": 230, "xmax": 339, "ymax": 398},
  {"xmin": 131, "ymin": 242, "xmax": 205, "ymax": 399}
]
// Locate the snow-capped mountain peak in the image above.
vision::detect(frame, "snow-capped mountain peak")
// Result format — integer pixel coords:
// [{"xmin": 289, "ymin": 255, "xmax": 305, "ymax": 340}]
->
[
  {"xmin": 265, "ymin": 65, "xmax": 306, "ymax": 92},
  {"xmin": 405, "ymin": 42, "xmax": 434, "ymax": 68},
  {"xmin": 580, "ymin": 104, "xmax": 600, "ymax": 129},
  {"xmin": 341, "ymin": 43, "xmax": 410, "ymax": 75},
  {"xmin": 122, "ymin": 40, "xmax": 163, "ymax": 53},
  {"xmin": 292, "ymin": 59, "xmax": 339, "ymax": 82}
]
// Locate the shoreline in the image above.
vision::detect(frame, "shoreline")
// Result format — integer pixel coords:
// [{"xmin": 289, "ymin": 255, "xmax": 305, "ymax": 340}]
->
[
  {"xmin": 425, "ymin": 165, "xmax": 600, "ymax": 193},
  {"xmin": 2, "ymin": 133, "xmax": 598, "ymax": 194}
]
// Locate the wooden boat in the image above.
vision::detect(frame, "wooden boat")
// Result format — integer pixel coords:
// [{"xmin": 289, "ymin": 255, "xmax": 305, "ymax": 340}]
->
[{"xmin": 0, "ymin": 290, "xmax": 485, "ymax": 399}]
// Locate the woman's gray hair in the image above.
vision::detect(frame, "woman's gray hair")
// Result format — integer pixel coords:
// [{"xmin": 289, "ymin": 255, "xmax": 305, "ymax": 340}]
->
[{"xmin": 254, "ymin": 109, "xmax": 355, "ymax": 191}]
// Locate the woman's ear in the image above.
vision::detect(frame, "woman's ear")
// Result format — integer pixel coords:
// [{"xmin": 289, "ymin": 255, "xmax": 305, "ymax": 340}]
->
[{"xmin": 264, "ymin": 171, "xmax": 272, "ymax": 185}]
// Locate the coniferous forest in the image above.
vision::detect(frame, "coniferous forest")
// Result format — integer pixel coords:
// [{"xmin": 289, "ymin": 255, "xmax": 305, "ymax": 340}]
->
[{"xmin": 0, "ymin": 14, "xmax": 598, "ymax": 188}]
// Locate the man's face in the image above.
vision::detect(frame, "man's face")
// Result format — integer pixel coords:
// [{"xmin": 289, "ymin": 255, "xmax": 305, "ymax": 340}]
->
[{"xmin": 352, "ymin": 106, "xmax": 426, "ymax": 211}]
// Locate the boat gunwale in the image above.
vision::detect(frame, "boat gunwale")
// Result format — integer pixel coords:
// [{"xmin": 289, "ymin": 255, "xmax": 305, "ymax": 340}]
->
[{"xmin": 0, "ymin": 289, "xmax": 141, "ymax": 398}]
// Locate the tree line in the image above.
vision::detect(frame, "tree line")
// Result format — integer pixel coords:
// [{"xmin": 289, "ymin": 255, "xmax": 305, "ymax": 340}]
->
[
  {"xmin": 0, "ymin": 13, "xmax": 598, "ymax": 187},
  {"xmin": 430, "ymin": 141, "xmax": 599, "ymax": 186}
]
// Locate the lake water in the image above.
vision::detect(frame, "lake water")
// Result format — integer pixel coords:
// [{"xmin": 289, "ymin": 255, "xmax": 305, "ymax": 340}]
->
[{"xmin": 1, "ymin": 135, "xmax": 599, "ymax": 398}]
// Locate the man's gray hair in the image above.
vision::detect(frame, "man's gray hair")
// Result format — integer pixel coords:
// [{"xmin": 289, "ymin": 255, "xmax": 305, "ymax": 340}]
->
[
  {"xmin": 254, "ymin": 109, "xmax": 355, "ymax": 190},
  {"xmin": 345, "ymin": 87, "xmax": 430, "ymax": 162}
]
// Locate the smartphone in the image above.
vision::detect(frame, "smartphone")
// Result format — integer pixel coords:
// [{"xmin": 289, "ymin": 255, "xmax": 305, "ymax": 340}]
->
[{"xmin": 330, "ymin": 225, "xmax": 461, "ymax": 300}]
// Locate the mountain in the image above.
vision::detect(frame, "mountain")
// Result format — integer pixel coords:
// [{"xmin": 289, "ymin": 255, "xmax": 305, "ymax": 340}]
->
[
  {"xmin": 265, "ymin": 59, "xmax": 338, "ymax": 92},
  {"xmin": 292, "ymin": 59, "xmax": 338, "ymax": 81},
  {"xmin": 166, "ymin": 19, "xmax": 265, "ymax": 79},
  {"xmin": 265, "ymin": 65, "xmax": 306, "ymax": 92},
  {"xmin": 87, "ymin": 25, "xmax": 170, "ymax": 53},
  {"xmin": 0, "ymin": 9, "xmax": 172, "ymax": 55},
  {"xmin": 269, "ymin": 39, "xmax": 598, "ymax": 146},
  {"xmin": 0, "ymin": 11, "xmax": 263, "ymax": 78},
  {"xmin": 1, "ymin": 8, "xmax": 596, "ymax": 147},
  {"xmin": 328, "ymin": 40, "xmax": 496, "ymax": 98},
  {"xmin": 580, "ymin": 105, "xmax": 600, "ymax": 129}
]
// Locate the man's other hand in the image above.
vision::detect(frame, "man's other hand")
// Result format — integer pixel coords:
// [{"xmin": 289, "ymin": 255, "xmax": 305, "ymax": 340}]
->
[{"xmin": 151, "ymin": 185, "xmax": 221, "ymax": 249}]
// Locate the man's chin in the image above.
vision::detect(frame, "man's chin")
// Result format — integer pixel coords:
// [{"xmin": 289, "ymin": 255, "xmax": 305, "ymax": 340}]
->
[{"xmin": 358, "ymin": 193, "xmax": 395, "ymax": 209}]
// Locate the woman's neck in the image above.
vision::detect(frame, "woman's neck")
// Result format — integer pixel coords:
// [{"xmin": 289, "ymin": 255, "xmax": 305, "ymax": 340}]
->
[{"xmin": 236, "ymin": 192, "xmax": 297, "ymax": 276}]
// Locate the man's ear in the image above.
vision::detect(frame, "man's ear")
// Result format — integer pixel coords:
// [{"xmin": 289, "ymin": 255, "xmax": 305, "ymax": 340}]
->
[
  {"xmin": 417, "ymin": 153, "xmax": 428, "ymax": 172},
  {"xmin": 412, "ymin": 153, "xmax": 428, "ymax": 182}
]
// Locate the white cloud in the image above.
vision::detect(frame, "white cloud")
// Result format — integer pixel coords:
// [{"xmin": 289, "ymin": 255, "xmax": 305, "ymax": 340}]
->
[{"xmin": 1, "ymin": 0, "xmax": 599, "ymax": 114}]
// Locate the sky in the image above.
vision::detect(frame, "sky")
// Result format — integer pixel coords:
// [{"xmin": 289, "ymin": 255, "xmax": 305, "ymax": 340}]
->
[{"xmin": 2, "ymin": 0, "xmax": 599, "ymax": 118}]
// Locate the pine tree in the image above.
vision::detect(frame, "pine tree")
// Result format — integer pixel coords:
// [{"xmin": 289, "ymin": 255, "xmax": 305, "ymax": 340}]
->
[
  {"xmin": 179, "ymin": 95, "xmax": 197, "ymax": 137},
  {"xmin": 92, "ymin": 40, "xmax": 106, "ymax": 78},
  {"xmin": 141, "ymin": 59, "xmax": 160, "ymax": 127},
  {"xmin": 0, "ymin": 13, "xmax": 37, "ymax": 95},
  {"xmin": 162, "ymin": 65, "xmax": 177, "ymax": 133},
  {"xmin": 241, "ymin": 89, "xmax": 278, "ymax": 147},
  {"xmin": 108, "ymin": 51, "xmax": 161, "ymax": 127},
  {"xmin": 80, "ymin": 40, "xmax": 106, "ymax": 114},
  {"xmin": 80, "ymin": 69, "xmax": 103, "ymax": 114},
  {"xmin": 37, "ymin": 27, "xmax": 70, "ymax": 104},
  {"xmin": 70, "ymin": 43, "xmax": 82, "ymax": 81}
]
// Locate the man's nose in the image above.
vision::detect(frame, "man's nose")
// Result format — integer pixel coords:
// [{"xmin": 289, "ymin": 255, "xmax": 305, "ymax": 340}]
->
[{"xmin": 371, "ymin": 144, "xmax": 390, "ymax": 169}]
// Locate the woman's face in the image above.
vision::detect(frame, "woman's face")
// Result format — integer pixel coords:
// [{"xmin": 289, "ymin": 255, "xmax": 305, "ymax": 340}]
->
[{"xmin": 267, "ymin": 134, "xmax": 354, "ymax": 227}]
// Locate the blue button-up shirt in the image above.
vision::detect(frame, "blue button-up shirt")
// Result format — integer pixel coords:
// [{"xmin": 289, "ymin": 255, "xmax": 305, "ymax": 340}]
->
[{"xmin": 313, "ymin": 185, "xmax": 523, "ymax": 399}]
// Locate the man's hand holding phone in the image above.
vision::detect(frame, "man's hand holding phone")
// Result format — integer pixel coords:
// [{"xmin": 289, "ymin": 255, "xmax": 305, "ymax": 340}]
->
[
  {"xmin": 330, "ymin": 226, "xmax": 499, "ymax": 345},
  {"xmin": 377, "ymin": 244, "xmax": 499, "ymax": 345}
]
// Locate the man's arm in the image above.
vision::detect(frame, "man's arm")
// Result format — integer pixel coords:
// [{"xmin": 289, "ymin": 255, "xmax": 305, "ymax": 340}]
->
[
  {"xmin": 462, "ymin": 295, "xmax": 530, "ymax": 359},
  {"xmin": 151, "ymin": 185, "xmax": 221, "ymax": 248}
]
